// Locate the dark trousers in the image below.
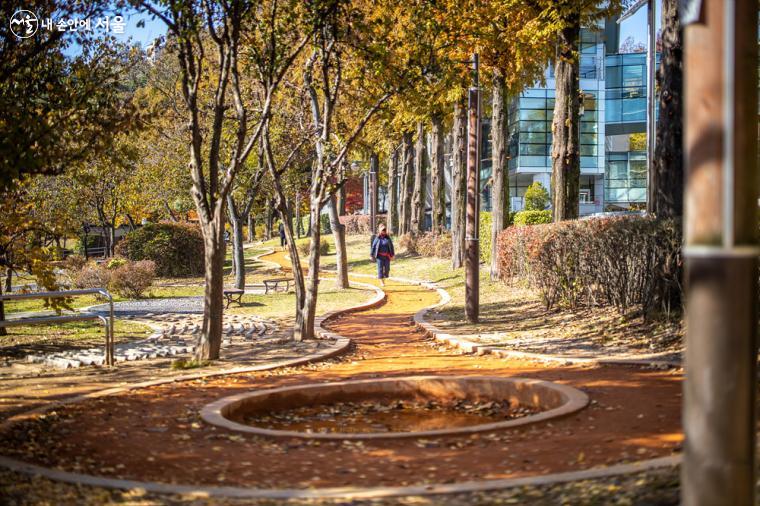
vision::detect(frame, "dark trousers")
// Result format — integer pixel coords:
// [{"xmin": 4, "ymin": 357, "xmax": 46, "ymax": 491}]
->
[
  {"xmin": 280, "ymin": 235, "xmax": 286, "ymax": 247},
  {"xmin": 376, "ymin": 256, "xmax": 390, "ymax": 279}
]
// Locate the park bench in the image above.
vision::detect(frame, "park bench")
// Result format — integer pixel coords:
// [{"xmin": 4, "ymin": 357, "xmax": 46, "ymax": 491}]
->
[
  {"xmin": 263, "ymin": 277, "xmax": 293, "ymax": 294},
  {"xmin": 223, "ymin": 288, "xmax": 245, "ymax": 308}
]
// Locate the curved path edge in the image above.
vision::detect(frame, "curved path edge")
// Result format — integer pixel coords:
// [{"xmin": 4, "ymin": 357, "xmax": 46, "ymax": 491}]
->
[
  {"xmin": 0, "ymin": 453, "xmax": 680, "ymax": 500},
  {"xmin": 0, "ymin": 253, "xmax": 681, "ymax": 500}
]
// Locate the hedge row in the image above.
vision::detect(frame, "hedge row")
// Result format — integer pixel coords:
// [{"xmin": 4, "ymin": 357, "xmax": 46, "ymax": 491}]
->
[
  {"xmin": 398, "ymin": 232, "xmax": 452, "ymax": 259},
  {"xmin": 513, "ymin": 210, "xmax": 552, "ymax": 226},
  {"xmin": 497, "ymin": 216, "xmax": 682, "ymax": 315}
]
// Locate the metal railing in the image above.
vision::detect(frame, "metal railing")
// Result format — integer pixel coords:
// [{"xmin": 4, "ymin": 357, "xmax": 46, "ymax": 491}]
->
[{"xmin": 0, "ymin": 288, "xmax": 115, "ymax": 366}]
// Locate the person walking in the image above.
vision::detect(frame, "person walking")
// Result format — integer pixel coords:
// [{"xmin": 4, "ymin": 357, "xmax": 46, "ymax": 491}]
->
[
  {"xmin": 370, "ymin": 224, "xmax": 394, "ymax": 286},
  {"xmin": 278, "ymin": 221, "xmax": 287, "ymax": 250}
]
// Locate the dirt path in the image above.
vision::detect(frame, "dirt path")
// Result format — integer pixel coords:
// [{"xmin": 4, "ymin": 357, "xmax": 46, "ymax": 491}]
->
[{"xmin": 0, "ymin": 251, "xmax": 683, "ymax": 491}]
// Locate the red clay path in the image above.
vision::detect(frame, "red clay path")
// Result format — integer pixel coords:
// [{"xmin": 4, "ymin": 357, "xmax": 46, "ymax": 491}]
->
[{"xmin": 0, "ymin": 250, "xmax": 683, "ymax": 490}]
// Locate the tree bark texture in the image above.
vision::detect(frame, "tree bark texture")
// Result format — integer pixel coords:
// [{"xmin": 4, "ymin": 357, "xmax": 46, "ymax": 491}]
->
[
  {"xmin": 490, "ymin": 70, "xmax": 509, "ymax": 279},
  {"xmin": 196, "ymin": 212, "xmax": 226, "ymax": 360},
  {"xmin": 337, "ymin": 162, "xmax": 347, "ymax": 216},
  {"xmin": 451, "ymin": 99, "xmax": 467, "ymax": 268},
  {"xmin": 327, "ymin": 195, "xmax": 349, "ymax": 289},
  {"xmin": 430, "ymin": 112, "xmax": 446, "ymax": 233},
  {"xmin": 652, "ymin": 0, "xmax": 683, "ymax": 218},
  {"xmin": 399, "ymin": 131, "xmax": 414, "ymax": 235},
  {"xmin": 300, "ymin": 191, "xmax": 323, "ymax": 341},
  {"xmin": 0, "ymin": 280, "xmax": 6, "ymax": 337},
  {"xmin": 387, "ymin": 146, "xmax": 399, "ymax": 235},
  {"xmin": 247, "ymin": 213, "xmax": 255, "ymax": 242},
  {"xmin": 411, "ymin": 122, "xmax": 428, "ymax": 233},
  {"xmin": 265, "ymin": 199, "xmax": 274, "ymax": 239},
  {"xmin": 551, "ymin": 18, "xmax": 581, "ymax": 222}
]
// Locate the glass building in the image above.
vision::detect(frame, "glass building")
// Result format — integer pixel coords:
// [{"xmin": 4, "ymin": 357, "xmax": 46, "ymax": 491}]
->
[{"xmin": 504, "ymin": 21, "xmax": 654, "ymax": 216}]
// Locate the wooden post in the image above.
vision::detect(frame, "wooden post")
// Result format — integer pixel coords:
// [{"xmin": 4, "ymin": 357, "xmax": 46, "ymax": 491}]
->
[
  {"xmin": 681, "ymin": 1, "xmax": 759, "ymax": 504},
  {"xmin": 465, "ymin": 53, "xmax": 480, "ymax": 323}
]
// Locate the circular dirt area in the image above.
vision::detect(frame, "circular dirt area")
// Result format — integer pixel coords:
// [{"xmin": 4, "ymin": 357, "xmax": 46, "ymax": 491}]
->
[{"xmin": 201, "ymin": 375, "xmax": 589, "ymax": 439}]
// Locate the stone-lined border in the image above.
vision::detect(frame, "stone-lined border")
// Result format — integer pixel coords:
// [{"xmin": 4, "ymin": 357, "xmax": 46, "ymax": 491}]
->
[
  {"xmin": 200, "ymin": 375, "xmax": 589, "ymax": 440},
  {"xmin": 0, "ymin": 453, "xmax": 680, "ymax": 500}
]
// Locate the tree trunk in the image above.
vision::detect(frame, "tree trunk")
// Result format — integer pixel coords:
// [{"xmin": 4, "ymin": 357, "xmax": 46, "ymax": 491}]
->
[
  {"xmin": 327, "ymin": 195, "xmax": 349, "ymax": 289},
  {"xmin": 164, "ymin": 201, "xmax": 179, "ymax": 222},
  {"xmin": 652, "ymin": 0, "xmax": 683, "ymax": 218},
  {"xmin": 196, "ymin": 211, "xmax": 226, "ymax": 360},
  {"xmin": 0, "ymin": 276, "xmax": 6, "ymax": 337},
  {"xmin": 387, "ymin": 146, "xmax": 399, "ymax": 235},
  {"xmin": 125, "ymin": 214, "xmax": 137, "ymax": 231},
  {"xmin": 337, "ymin": 163, "xmax": 347, "ymax": 216},
  {"xmin": 265, "ymin": 199, "xmax": 274, "ymax": 239},
  {"xmin": 226, "ymin": 195, "xmax": 247, "ymax": 290},
  {"xmin": 411, "ymin": 121, "xmax": 428, "ymax": 233},
  {"xmin": 551, "ymin": 18, "xmax": 581, "ymax": 222},
  {"xmin": 295, "ymin": 193, "xmax": 303, "ymax": 238},
  {"xmin": 451, "ymin": 98, "xmax": 467, "ymax": 268},
  {"xmin": 490, "ymin": 70, "xmax": 509, "ymax": 279},
  {"xmin": 399, "ymin": 131, "xmax": 415, "ymax": 235},
  {"xmin": 430, "ymin": 112, "xmax": 446, "ymax": 233},
  {"xmin": 247, "ymin": 213, "xmax": 255, "ymax": 242},
  {"xmin": 299, "ymin": 192, "xmax": 323, "ymax": 340}
]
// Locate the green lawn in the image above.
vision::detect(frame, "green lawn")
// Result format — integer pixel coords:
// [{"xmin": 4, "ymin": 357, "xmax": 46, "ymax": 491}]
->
[{"xmin": 0, "ymin": 319, "xmax": 153, "ymax": 360}]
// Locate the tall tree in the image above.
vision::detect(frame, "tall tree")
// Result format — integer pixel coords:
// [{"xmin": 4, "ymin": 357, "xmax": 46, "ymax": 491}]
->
[
  {"xmin": 550, "ymin": 6, "xmax": 581, "ymax": 222},
  {"xmin": 490, "ymin": 70, "xmax": 509, "ymax": 278},
  {"xmin": 0, "ymin": 3, "xmax": 136, "ymax": 190},
  {"xmin": 399, "ymin": 131, "xmax": 415, "ymax": 235},
  {"xmin": 411, "ymin": 122, "xmax": 428, "ymax": 233},
  {"xmin": 651, "ymin": 0, "xmax": 683, "ymax": 218},
  {"xmin": 142, "ymin": 0, "xmax": 307, "ymax": 359},
  {"xmin": 540, "ymin": 0, "xmax": 621, "ymax": 221},
  {"xmin": 430, "ymin": 112, "xmax": 446, "ymax": 232},
  {"xmin": 386, "ymin": 145, "xmax": 400, "ymax": 235},
  {"xmin": 450, "ymin": 98, "xmax": 467, "ymax": 268}
]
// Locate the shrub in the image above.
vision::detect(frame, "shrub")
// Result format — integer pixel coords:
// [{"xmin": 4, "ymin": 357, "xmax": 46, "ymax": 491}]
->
[
  {"xmin": 115, "ymin": 222, "xmax": 204, "ymax": 277},
  {"xmin": 398, "ymin": 233, "xmax": 418, "ymax": 255},
  {"xmin": 338, "ymin": 214, "xmax": 387, "ymax": 236},
  {"xmin": 106, "ymin": 257, "xmax": 128, "ymax": 270},
  {"xmin": 524, "ymin": 182, "xmax": 550, "ymax": 211},
  {"xmin": 297, "ymin": 238, "xmax": 330, "ymax": 256},
  {"xmin": 479, "ymin": 212, "xmax": 492, "ymax": 263},
  {"xmin": 109, "ymin": 260, "xmax": 156, "ymax": 298},
  {"xmin": 513, "ymin": 210, "xmax": 553, "ymax": 226},
  {"xmin": 62, "ymin": 254, "xmax": 87, "ymax": 272},
  {"xmin": 416, "ymin": 232, "xmax": 452, "ymax": 259},
  {"xmin": 73, "ymin": 263, "xmax": 112, "ymax": 290},
  {"xmin": 397, "ymin": 233, "xmax": 450, "ymax": 259},
  {"xmin": 496, "ymin": 216, "xmax": 682, "ymax": 316}
]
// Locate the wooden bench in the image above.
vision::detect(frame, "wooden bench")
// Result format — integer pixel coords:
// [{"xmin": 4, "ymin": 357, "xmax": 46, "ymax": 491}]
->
[
  {"xmin": 223, "ymin": 288, "xmax": 245, "ymax": 308},
  {"xmin": 263, "ymin": 277, "xmax": 293, "ymax": 294}
]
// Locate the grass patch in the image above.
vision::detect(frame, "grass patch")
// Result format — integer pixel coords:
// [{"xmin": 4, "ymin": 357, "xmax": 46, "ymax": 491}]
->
[
  {"xmin": 0, "ymin": 319, "xmax": 153, "ymax": 360},
  {"xmin": 171, "ymin": 358, "xmax": 210, "ymax": 370}
]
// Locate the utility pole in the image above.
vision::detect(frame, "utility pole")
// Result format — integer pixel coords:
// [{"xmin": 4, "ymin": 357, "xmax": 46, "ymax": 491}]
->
[
  {"xmin": 681, "ymin": 1, "xmax": 758, "ymax": 505},
  {"xmin": 370, "ymin": 153, "xmax": 379, "ymax": 233},
  {"xmin": 465, "ymin": 53, "xmax": 480, "ymax": 323}
]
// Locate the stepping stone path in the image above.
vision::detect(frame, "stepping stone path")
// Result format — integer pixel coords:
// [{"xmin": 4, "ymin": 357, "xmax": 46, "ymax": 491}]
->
[{"xmin": 25, "ymin": 299, "xmax": 279, "ymax": 369}]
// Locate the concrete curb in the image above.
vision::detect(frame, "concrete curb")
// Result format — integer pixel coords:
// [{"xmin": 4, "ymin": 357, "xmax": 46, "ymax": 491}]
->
[
  {"xmin": 409, "ymin": 277, "xmax": 682, "ymax": 369},
  {"xmin": 0, "ymin": 453, "xmax": 680, "ymax": 500},
  {"xmin": 200, "ymin": 375, "xmax": 589, "ymax": 440}
]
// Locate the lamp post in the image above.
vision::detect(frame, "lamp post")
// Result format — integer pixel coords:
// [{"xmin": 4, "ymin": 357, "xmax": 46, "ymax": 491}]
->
[
  {"xmin": 369, "ymin": 153, "xmax": 379, "ymax": 234},
  {"xmin": 465, "ymin": 53, "xmax": 480, "ymax": 323}
]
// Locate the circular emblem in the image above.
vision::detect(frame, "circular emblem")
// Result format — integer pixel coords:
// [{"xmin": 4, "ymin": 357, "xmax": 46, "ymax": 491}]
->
[{"xmin": 10, "ymin": 10, "xmax": 39, "ymax": 38}]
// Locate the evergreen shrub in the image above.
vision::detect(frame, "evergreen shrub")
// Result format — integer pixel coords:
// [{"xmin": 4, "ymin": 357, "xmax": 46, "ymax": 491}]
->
[
  {"xmin": 115, "ymin": 222, "xmax": 204, "ymax": 277},
  {"xmin": 513, "ymin": 210, "xmax": 552, "ymax": 226}
]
